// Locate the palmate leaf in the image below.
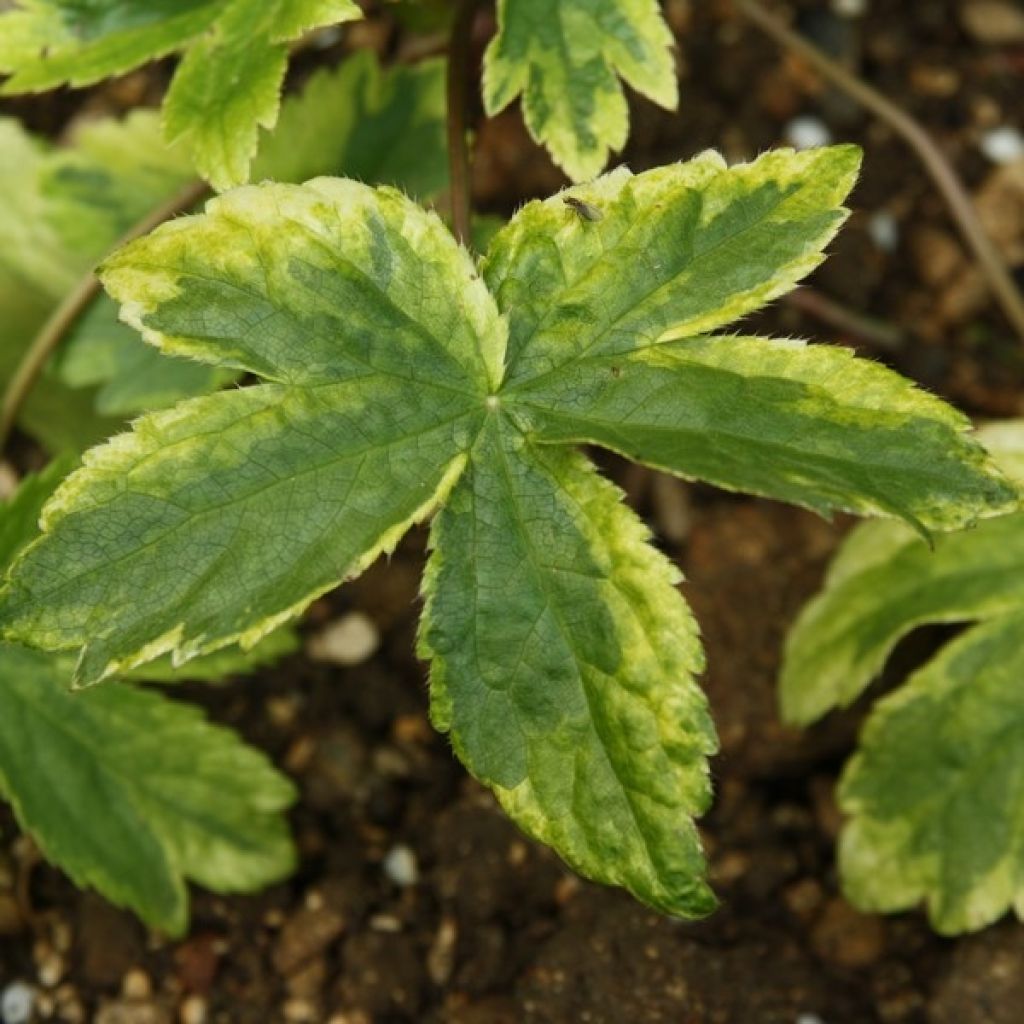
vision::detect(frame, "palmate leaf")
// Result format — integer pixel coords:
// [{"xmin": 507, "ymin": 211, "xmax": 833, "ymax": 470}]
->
[
  {"xmin": 0, "ymin": 0, "xmax": 363, "ymax": 190},
  {"xmin": 0, "ymin": 148, "xmax": 1014, "ymax": 919},
  {"xmin": 483, "ymin": 0, "xmax": 677, "ymax": 181},
  {"xmin": 0, "ymin": 465, "xmax": 296, "ymax": 935}
]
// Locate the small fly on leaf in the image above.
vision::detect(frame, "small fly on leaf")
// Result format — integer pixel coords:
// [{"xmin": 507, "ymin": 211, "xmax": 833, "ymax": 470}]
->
[{"xmin": 564, "ymin": 196, "xmax": 603, "ymax": 223}]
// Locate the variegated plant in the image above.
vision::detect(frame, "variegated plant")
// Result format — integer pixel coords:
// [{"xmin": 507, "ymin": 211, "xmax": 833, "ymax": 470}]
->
[
  {"xmin": 1, "ymin": 144, "xmax": 1017, "ymax": 918},
  {"xmin": 782, "ymin": 420, "xmax": 1024, "ymax": 935},
  {"xmin": 0, "ymin": 0, "xmax": 682, "ymax": 187}
]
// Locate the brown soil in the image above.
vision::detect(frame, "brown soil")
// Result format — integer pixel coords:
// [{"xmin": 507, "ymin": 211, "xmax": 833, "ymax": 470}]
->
[{"xmin": 3, "ymin": 1, "xmax": 1024, "ymax": 1022}]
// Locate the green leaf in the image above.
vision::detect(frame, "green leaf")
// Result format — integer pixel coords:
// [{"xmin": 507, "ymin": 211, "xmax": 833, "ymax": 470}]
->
[
  {"xmin": 838, "ymin": 612, "xmax": 1024, "ymax": 933},
  {"xmin": 419, "ymin": 416, "xmax": 716, "ymax": 918},
  {"xmin": 126, "ymin": 625, "xmax": 299, "ymax": 684},
  {"xmin": 2, "ymin": 154, "xmax": 1016, "ymax": 922},
  {"xmin": 253, "ymin": 50, "xmax": 449, "ymax": 199},
  {"xmin": 0, "ymin": 112, "xmax": 196, "ymax": 450},
  {"xmin": 161, "ymin": 0, "xmax": 363, "ymax": 189},
  {"xmin": 488, "ymin": 148, "xmax": 860, "ymax": 388},
  {"xmin": 780, "ymin": 422, "xmax": 1024, "ymax": 726},
  {"xmin": 0, "ymin": 0, "xmax": 363, "ymax": 190},
  {"xmin": 0, "ymin": 643, "xmax": 296, "ymax": 935},
  {"xmin": 0, "ymin": 456, "xmax": 76, "ymax": 571},
  {"xmin": 483, "ymin": 0, "xmax": 677, "ymax": 181},
  {"xmin": 0, "ymin": 465, "xmax": 296, "ymax": 934},
  {"xmin": 0, "ymin": 179, "xmax": 505, "ymax": 686},
  {"xmin": 0, "ymin": 0, "xmax": 221, "ymax": 92}
]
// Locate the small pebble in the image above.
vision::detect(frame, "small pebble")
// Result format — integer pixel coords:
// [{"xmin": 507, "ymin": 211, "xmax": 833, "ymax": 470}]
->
[
  {"xmin": 797, "ymin": 1015, "xmax": 827, "ymax": 1024},
  {"xmin": 382, "ymin": 845, "xmax": 419, "ymax": 887},
  {"xmin": 980, "ymin": 126, "xmax": 1024, "ymax": 164},
  {"xmin": 1, "ymin": 982, "xmax": 35, "ymax": 1024},
  {"xmin": 832, "ymin": 0, "xmax": 867, "ymax": 15},
  {"xmin": 37, "ymin": 951, "xmax": 64, "ymax": 988},
  {"xmin": 867, "ymin": 211, "xmax": 900, "ymax": 252},
  {"xmin": 785, "ymin": 115, "xmax": 833, "ymax": 150},
  {"xmin": 179, "ymin": 995, "xmax": 207, "ymax": 1024},
  {"xmin": 121, "ymin": 969, "xmax": 152, "ymax": 1001},
  {"xmin": 307, "ymin": 612, "xmax": 380, "ymax": 666},
  {"xmin": 960, "ymin": 1, "xmax": 1024, "ymax": 44}
]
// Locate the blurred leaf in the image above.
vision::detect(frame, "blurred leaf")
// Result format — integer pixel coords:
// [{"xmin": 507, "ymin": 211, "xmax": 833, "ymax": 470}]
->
[{"xmin": 254, "ymin": 49, "xmax": 448, "ymax": 199}]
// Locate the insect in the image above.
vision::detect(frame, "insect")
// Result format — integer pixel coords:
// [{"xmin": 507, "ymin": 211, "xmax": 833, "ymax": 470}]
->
[{"xmin": 564, "ymin": 196, "xmax": 603, "ymax": 223}]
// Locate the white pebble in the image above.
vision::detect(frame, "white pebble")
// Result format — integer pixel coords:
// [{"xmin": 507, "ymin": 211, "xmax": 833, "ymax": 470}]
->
[
  {"xmin": 180, "ymin": 994, "xmax": 208, "ymax": 1024},
  {"xmin": 980, "ymin": 126, "xmax": 1024, "ymax": 164},
  {"xmin": 1, "ymin": 982, "xmax": 36, "ymax": 1024},
  {"xmin": 867, "ymin": 210, "xmax": 900, "ymax": 252},
  {"xmin": 797, "ymin": 1015, "xmax": 827, "ymax": 1024},
  {"xmin": 832, "ymin": 0, "xmax": 867, "ymax": 16},
  {"xmin": 786, "ymin": 115, "xmax": 833, "ymax": 151},
  {"xmin": 382, "ymin": 844, "xmax": 419, "ymax": 887},
  {"xmin": 307, "ymin": 612, "xmax": 380, "ymax": 667}
]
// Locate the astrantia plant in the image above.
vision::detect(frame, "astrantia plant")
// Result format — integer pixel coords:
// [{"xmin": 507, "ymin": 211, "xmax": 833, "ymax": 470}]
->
[
  {"xmin": 0, "ymin": 144, "xmax": 1017, "ymax": 918},
  {"xmin": 782, "ymin": 421, "xmax": 1024, "ymax": 935}
]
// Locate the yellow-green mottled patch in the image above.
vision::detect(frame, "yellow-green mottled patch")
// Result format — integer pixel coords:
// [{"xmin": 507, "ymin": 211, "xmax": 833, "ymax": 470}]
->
[{"xmin": 483, "ymin": 0, "xmax": 677, "ymax": 181}]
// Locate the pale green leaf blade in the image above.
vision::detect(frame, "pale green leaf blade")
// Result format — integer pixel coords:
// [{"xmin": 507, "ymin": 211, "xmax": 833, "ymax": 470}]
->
[
  {"xmin": 252, "ymin": 51, "xmax": 449, "ymax": 199},
  {"xmin": 0, "ymin": 0, "xmax": 220, "ymax": 92},
  {"xmin": 780, "ymin": 514, "xmax": 1024, "ymax": 725},
  {"xmin": 781, "ymin": 421, "xmax": 1024, "ymax": 725},
  {"xmin": 162, "ymin": 29, "xmax": 288, "ymax": 192},
  {"xmin": 0, "ymin": 112, "xmax": 196, "ymax": 449},
  {"xmin": 0, "ymin": 180, "xmax": 503, "ymax": 685},
  {"xmin": 419, "ymin": 415, "xmax": 717, "ymax": 917},
  {"xmin": 838, "ymin": 612, "xmax": 1024, "ymax": 934},
  {"xmin": 268, "ymin": 0, "xmax": 361, "ymax": 42},
  {"xmin": 126, "ymin": 625, "xmax": 299, "ymax": 684},
  {"xmin": 509, "ymin": 333, "xmax": 1017, "ymax": 532},
  {"xmin": 487, "ymin": 147, "xmax": 861, "ymax": 388},
  {"xmin": 0, "ymin": 457, "xmax": 76, "ymax": 571},
  {"xmin": 0, "ymin": 643, "xmax": 296, "ymax": 935},
  {"xmin": 161, "ymin": 0, "xmax": 362, "ymax": 189},
  {"xmin": 483, "ymin": 0, "xmax": 677, "ymax": 181}
]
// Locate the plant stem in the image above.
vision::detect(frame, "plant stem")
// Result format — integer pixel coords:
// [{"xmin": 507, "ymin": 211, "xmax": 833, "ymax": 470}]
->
[
  {"xmin": 447, "ymin": 0, "xmax": 478, "ymax": 249},
  {"xmin": 0, "ymin": 178, "xmax": 210, "ymax": 451},
  {"xmin": 786, "ymin": 287, "xmax": 904, "ymax": 350},
  {"xmin": 735, "ymin": 0, "xmax": 1024, "ymax": 343}
]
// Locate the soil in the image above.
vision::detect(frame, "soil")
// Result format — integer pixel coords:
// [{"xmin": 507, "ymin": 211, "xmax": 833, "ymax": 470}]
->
[{"xmin": 3, "ymin": 1, "xmax": 1024, "ymax": 1022}]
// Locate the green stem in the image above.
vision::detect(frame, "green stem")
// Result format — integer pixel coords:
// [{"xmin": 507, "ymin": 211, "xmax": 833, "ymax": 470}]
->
[{"xmin": 447, "ymin": 0, "xmax": 479, "ymax": 250}]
